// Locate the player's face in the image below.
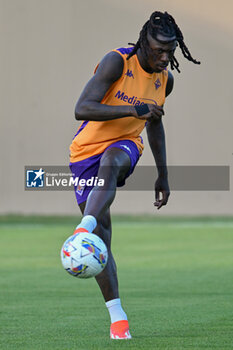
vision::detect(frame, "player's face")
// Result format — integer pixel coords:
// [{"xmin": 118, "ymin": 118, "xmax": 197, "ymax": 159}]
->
[{"xmin": 146, "ymin": 32, "xmax": 177, "ymax": 73}]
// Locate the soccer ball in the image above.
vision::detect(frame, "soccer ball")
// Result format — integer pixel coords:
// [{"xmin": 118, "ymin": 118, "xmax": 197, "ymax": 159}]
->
[{"xmin": 61, "ymin": 232, "xmax": 108, "ymax": 278}]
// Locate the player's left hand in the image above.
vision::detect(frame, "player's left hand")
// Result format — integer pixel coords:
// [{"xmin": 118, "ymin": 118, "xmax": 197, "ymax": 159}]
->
[{"xmin": 154, "ymin": 176, "xmax": 170, "ymax": 209}]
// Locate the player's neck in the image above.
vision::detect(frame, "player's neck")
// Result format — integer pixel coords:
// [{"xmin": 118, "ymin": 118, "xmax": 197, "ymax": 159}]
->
[{"xmin": 136, "ymin": 49, "xmax": 153, "ymax": 74}]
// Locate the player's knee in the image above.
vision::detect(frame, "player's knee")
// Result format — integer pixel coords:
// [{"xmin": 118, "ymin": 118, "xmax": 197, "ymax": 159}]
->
[
  {"xmin": 100, "ymin": 148, "xmax": 130, "ymax": 168},
  {"xmin": 99, "ymin": 151, "xmax": 130, "ymax": 183},
  {"xmin": 98, "ymin": 159, "xmax": 121, "ymax": 183},
  {"xmin": 100, "ymin": 152, "xmax": 121, "ymax": 170}
]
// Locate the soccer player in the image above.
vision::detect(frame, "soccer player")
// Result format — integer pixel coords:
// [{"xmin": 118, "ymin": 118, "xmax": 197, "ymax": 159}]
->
[{"xmin": 69, "ymin": 11, "xmax": 200, "ymax": 339}]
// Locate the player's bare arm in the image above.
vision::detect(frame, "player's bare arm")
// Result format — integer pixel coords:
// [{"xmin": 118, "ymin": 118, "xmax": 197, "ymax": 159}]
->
[
  {"xmin": 75, "ymin": 52, "xmax": 148, "ymax": 121},
  {"xmin": 75, "ymin": 52, "xmax": 164, "ymax": 122},
  {"xmin": 146, "ymin": 118, "xmax": 170, "ymax": 209},
  {"xmin": 165, "ymin": 70, "xmax": 174, "ymax": 97},
  {"xmin": 146, "ymin": 71, "xmax": 174, "ymax": 209}
]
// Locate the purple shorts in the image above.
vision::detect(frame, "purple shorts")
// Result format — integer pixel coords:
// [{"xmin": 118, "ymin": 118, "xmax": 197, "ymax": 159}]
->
[{"xmin": 69, "ymin": 140, "xmax": 140, "ymax": 205}]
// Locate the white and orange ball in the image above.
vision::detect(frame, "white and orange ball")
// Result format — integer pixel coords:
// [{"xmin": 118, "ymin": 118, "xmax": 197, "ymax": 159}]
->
[{"xmin": 61, "ymin": 232, "xmax": 108, "ymax": 278}]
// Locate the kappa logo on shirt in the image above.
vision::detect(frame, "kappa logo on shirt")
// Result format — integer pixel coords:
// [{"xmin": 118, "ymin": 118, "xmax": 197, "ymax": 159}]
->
[{"xmin": 125, "ymin": 69, "xmax": 134, "ymax": 79}]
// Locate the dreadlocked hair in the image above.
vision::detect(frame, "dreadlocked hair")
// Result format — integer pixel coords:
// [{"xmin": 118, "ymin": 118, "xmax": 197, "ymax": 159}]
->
[{"xmin": 127, "ymin": 11, "xmax": 200, "ymax": 73}]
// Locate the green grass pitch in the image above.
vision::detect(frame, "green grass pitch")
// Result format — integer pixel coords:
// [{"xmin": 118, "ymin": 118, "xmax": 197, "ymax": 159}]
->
[{"xmin": 0, "ymin": 215, "xmax": 233, "ymax": 350}]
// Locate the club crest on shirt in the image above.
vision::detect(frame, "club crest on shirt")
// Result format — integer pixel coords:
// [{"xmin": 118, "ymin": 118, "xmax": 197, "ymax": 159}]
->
[
  {"xmin": 154, "ymin": 78, "xmax": 161, "ymax": 90},
  {"xmin": 76, "ymin": 184, "xmax": 85, "ymax": 196}
]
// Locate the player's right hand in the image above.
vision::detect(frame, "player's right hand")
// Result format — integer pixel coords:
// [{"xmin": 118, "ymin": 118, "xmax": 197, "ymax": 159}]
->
[
  {"xmin": 134, "ymin": 104, "xmax": 164, "ymax": 121},
  {"xmin": 148, "ymin": 104, "xmax": 164, "ymax": 120}
]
